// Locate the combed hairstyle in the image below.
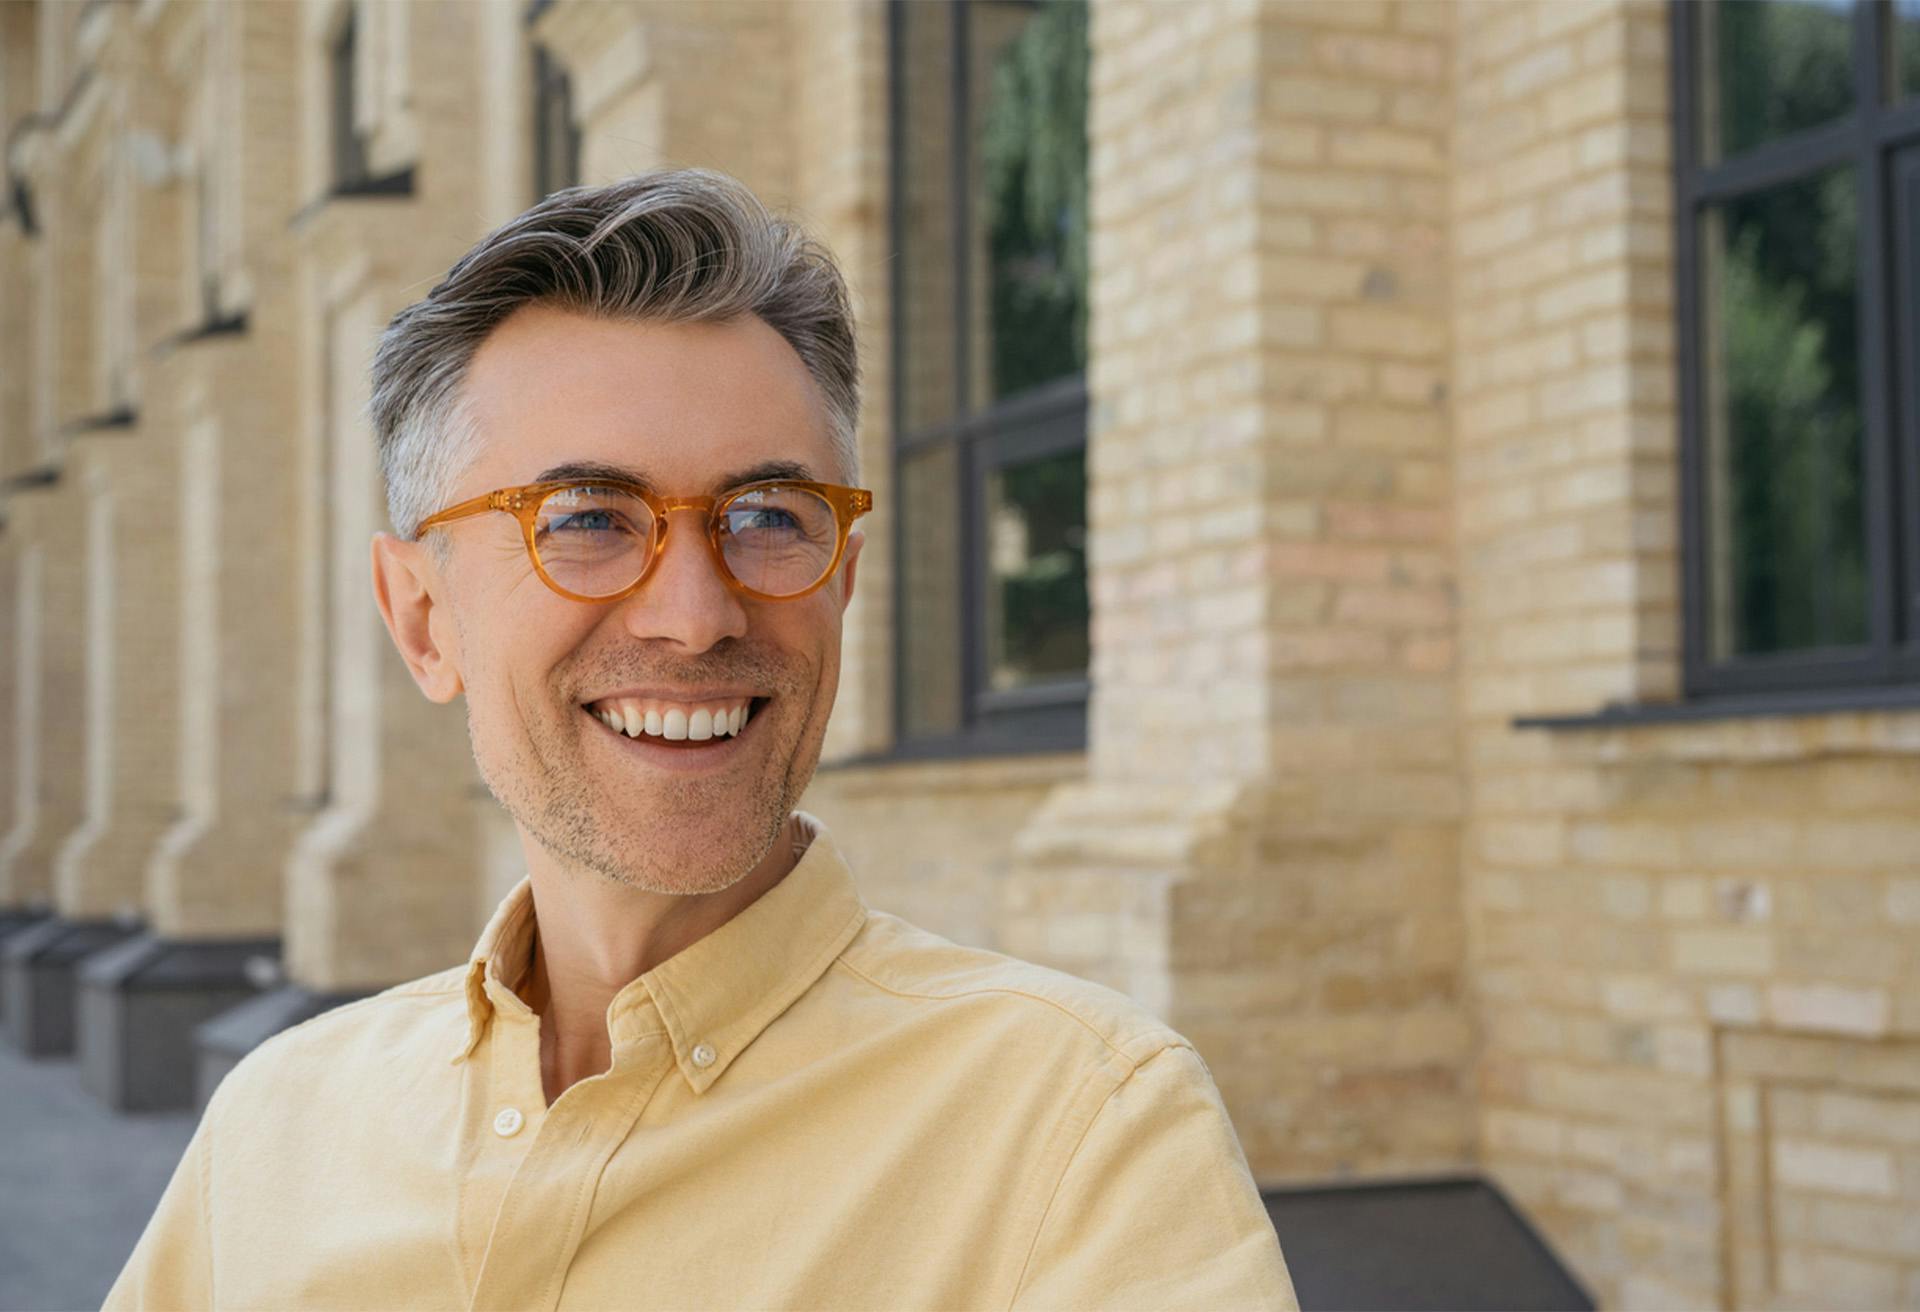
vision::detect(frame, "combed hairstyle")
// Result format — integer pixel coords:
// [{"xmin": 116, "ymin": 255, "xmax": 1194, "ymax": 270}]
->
[{"xmin": 369, "ymin": 168, "xmax": 861, "ymax": 554}]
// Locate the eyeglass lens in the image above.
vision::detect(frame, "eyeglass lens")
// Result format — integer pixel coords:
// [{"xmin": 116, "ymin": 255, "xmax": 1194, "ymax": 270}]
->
[{"xmin": 532, "ymin": 484, "xmax": 841, "ymax": 598}]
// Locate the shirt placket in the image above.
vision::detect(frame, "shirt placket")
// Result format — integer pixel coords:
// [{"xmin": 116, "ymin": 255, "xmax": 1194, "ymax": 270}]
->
[{"xmin": 465, "ymin": 995, "xmax": 674, "ymax": 1312}]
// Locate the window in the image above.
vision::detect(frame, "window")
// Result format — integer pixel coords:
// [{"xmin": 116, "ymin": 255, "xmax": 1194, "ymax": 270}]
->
[
  {"xmin": 889, "ymin": 0, "xmax": 1090, "ymax": 755},
  {"xmin": 330, "ymin": 8, "xmax": 371, "ymax": 189},
  {"xmin": 1675, "ymin": 0, "xmax": 1920, "ymax": 696},
  {"xmin": 191, "ymin": 77, "xmax": 222, "ymax": 324},
  {"xmin": 532, "ymin": 45, "xmax": 581, "ymax": 199}
]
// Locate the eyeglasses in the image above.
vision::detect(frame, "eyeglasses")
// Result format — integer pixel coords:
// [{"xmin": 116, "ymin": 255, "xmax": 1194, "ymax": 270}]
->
[{"xmin": 413, "ymin": 477, "xmax": 873, "ymax": 604}]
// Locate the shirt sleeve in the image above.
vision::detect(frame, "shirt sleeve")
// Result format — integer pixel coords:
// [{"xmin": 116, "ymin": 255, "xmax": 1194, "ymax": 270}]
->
[
  {"xmin": 102, "ymin": 1095, "xmax": 216, "ymax": 1311},
  {"xmin": 1009, "ymin": 1043, "xmax": 1299, "ymax": 1312}
]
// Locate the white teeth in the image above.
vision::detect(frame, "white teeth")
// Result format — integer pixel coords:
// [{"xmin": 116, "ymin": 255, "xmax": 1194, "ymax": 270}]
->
[{"xmin": 591, "ymin": 699, "xmax": 755, "ymax": 740}]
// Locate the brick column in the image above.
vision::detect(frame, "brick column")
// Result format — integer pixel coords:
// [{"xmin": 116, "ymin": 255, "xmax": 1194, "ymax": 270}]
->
[
  {"xmin": 0, "ymin": 215, "xmax": 34, "ymax": 941},
  {"xmin": 147, "ymin": 0, "xmax": 303, "ymax": 943},
  {"xmin": 56, "ymin": 16, "xmax": 192, "ymax": 924},
  {"xmin": 0, "ymin": 514, "xmax": 46, "ymax": 911},
  {"xmin": 274, "ymin": 0, "xmax": 493, "ymax": 1001},
  {"xmin": 1004, "ymin": 0, "xmax": 1472, "ymax": 1184},
  {"xmin": 0, "ymin": 62, "xmax": 146, "ymax": 1055},
  {"xmin": 1451, "ymin": 3, "xmax": 1694, "ymax": 1306},
  {"xmin": 0, "ymin": 472, "xmax": 130, "ymax": 1055}
]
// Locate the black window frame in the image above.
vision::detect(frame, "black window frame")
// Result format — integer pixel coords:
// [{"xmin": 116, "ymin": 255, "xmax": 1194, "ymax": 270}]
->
[
  {"xmin": 530, "ymin": 43, "xmax": 580, "ymax": 200},
  {"xmin": 886, "ymin": 0, "xmax": 1090, "ymax": 760},
  {"xmin": 1673, "ymin": 0, "xmax": 1920, "ymax": 701}
]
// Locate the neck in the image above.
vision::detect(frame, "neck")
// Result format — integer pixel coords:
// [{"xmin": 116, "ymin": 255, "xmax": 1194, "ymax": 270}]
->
[{"xmin": 518, "ymin": 813, "xmax": 808, "ymax": 1106}]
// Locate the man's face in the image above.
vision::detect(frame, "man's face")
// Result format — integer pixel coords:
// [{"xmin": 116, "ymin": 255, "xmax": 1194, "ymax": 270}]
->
[{"xmin": 381, "ymin": 305, "xmax": 861, "ymax": 896}]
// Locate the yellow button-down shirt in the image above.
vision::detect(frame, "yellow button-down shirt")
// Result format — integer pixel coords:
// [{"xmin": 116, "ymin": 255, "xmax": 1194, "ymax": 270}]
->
[{"xmin": 106, "ymin": 814, "xmax": 1296, "ymax": 1310}]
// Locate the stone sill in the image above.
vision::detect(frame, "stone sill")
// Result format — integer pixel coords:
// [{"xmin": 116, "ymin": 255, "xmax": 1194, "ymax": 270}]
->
[
  {"xmin": 287, "ymin": 167, "xmax": 418, "ymax": 235},
  {"xmin": 811, "ymin": 747, "xmax": 1085, "ymax": 798},
  {"xmin": 1512, "ymin": 686, "xmax": 1920, "ymax": 762}
]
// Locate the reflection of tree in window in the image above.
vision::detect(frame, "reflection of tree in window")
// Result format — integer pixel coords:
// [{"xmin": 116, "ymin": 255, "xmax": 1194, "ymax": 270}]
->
[
  {"xmin": 1896, "ymin": 0, "xmax": 1920, "ymax": 98},
  {"xmin": 1714, "ymin": 166, "xmax": 1864, "ymax": 656},
  {"xmin": 977, "ymin": 0, "xmax": 1089, "ymax": 692},
  {"xmin": 980, "ymin": 0, "xmax": 1087, "ymax": 402},
  {"xmin": 1707, "ymin": 0, "xmax": 1852, "ymax": 161}
]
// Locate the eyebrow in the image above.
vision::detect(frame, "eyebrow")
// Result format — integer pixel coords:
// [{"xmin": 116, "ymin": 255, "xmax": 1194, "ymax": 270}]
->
[{"xmin": 529, "ymin": 458, "xmax": 818, "ymax": 492}]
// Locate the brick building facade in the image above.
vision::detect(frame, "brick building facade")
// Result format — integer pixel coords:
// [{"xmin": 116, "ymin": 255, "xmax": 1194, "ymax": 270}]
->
[{"xmin": 3, "ymin": 1, "xmax": 1918, "ymax": 1306}]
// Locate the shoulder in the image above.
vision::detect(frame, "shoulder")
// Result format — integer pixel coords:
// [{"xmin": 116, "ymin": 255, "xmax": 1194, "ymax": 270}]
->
[
  {"xmin": 206, "ymin": 965, "xmax": 469, "ymax": 1126},
  {"xmin": 835, "ymin": 908, "xmax": 1186, "ymax": 1072}
]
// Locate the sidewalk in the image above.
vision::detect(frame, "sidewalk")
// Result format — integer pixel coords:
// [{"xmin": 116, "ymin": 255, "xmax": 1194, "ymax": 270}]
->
[{"xmin": 0, "ymin": 1043, "xmax": 195, "ymax": 1312}]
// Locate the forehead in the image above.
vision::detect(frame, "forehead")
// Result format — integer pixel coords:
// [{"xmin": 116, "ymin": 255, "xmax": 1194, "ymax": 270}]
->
[{"xmin": 459, "ymin": 304, "xmax": 836, "ymax": 491}]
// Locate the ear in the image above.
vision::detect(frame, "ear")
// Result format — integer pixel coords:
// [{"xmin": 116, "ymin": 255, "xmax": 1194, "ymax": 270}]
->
[
  {"xmin": 371, "ymin": 531, "xmax": 465, "ymax": 702},
  {"xmin": 837, "ymin": 528, "xmax": 864, "ymax": 613}
]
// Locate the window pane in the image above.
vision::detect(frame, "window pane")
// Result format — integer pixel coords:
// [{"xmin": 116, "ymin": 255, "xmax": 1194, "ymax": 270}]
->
[
  {"xmin": 532, "ymin": 47, "xmax": 580, "ymax": 199},
  {"xmin": 986, "ymin": 447, "xmax": 1088, "ymax": 692},
  {"xmin": 1696, "ymin": 0, "xmax": 1855, "ymax": 165},
  {"xmin": 970, "ymin": 0, "xmax": 1088, "ymax": 408},
  {"xmin": 897, "ymin": 1, "xmax": 961, "ymax": 435},
  {"xmin": 1699, "ymin": 166, "xmax": 1867, "ymax": 660},
  {"xmin": 331, "ymin": 12, "xmax": 368, "ymax": 187},
  {"xmin": 899, "ymin": 444, "xmax": 964, "ymax": 736},
  {"xmin": 1892, "ymin": 0, "xmax": 1920, "ymax": 101}
]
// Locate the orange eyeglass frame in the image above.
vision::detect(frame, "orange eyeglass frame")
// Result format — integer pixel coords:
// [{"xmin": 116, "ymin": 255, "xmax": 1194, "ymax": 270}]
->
[{"xmin": 412, "ymin": 477, "xmax": 874, "ymax": 604}]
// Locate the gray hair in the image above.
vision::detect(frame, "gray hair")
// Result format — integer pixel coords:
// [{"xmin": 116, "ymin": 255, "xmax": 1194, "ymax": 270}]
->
[{"xmin": 369, "ymin": 168, "xmax": 861, "ymax": 551}]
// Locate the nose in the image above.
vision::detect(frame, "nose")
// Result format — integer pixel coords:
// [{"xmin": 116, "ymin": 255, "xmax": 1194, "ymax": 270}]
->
[{"xmin": 616, "ymin": 507, "xmax": 749, "ymax": 652}]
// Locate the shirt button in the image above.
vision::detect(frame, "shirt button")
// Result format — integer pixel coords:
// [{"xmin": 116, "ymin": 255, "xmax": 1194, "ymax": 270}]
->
[
  {"xmin": 691, "ymin": 1042, "xmax": 716, "ymax": 1068},
  {"xmin": 493, "ymin": 1107, "xmax": 524, "ymax": 1137}
]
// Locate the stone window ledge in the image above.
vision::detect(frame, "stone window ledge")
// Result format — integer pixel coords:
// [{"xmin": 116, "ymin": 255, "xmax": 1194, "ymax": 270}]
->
[
  {"xmin": 1513, "ymin": 687, "xmax": 1920, "ymax": 763},
  {"xmin": 812, "ymin": 748, "xmax": 1084, "ymax": 799}
]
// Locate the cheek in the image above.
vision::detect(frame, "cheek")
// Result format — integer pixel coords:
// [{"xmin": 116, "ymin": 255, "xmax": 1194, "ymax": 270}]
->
[
  {"xmin": 468, "ymin": 615, "xmax": 593, "ymax": 736},
  {"xmin": 781, "ymin": 610, "xmax": 844, "ymax": 711}
]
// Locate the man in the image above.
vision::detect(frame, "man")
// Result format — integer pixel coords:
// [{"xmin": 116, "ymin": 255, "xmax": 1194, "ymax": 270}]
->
[{"xmin": 107, "ymin": 169, "xmax": 1297, "ymax": 1310}]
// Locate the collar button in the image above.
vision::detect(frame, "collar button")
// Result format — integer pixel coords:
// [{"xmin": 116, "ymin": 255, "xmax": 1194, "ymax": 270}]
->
[
  {"xmin": 691, "ymin": 1042, "xmax": 717, "ymax": 1069},
  {"xmin": 493, "ymin": 1106, "xmax": 525, "ymax": 1137}
]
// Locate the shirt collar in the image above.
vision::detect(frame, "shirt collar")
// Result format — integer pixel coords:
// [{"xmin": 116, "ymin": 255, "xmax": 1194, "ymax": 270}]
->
[{"xmin": 450, "ymin": 810, "xmax": 868, "ymax": 1094}]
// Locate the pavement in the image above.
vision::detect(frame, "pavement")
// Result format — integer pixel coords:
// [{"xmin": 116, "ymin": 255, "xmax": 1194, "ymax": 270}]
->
[{"xmin": 0, "ymin": 1042, "xmax": 196, "ymax": 1312}]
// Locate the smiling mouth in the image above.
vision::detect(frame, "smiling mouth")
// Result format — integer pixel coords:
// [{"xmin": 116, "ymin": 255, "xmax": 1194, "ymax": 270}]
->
[{"xmin": 581, "ymin": 695, "xmax": 771, "ymax": 748}]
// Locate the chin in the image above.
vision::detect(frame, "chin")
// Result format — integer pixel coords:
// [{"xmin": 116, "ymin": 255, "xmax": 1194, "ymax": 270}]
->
[{"xmin": 554, "ymin": 784, "xmax": 792, "ymax": 895}]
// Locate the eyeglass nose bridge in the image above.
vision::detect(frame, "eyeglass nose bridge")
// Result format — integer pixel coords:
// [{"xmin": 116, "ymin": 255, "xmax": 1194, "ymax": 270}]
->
[{"xmin": 631, "ymin": 494, "xmax": 742, "ymax": 591}]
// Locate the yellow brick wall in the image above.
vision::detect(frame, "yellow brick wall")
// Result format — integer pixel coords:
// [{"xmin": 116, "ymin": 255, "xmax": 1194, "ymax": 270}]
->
[
  {"xmin": 1456, "ymin": 3, "xmax": 1920, "ymax": 1307},
  {"xmin": 12, "ymin": 3, "xmax": 1920, "ymax": 1303},
  {"xmin": 989, "ymin": 0, "xmax": 1478, "ymax": 1189},
  {"xmin": 803, "ymin": 754, "xmax": 1084, "ymax": 951}
]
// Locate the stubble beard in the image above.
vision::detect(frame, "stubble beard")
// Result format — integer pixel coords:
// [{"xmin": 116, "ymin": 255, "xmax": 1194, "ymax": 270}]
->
[{"xmin": 471, "ymin": 654, "xmax": 823, "ymax": 897}]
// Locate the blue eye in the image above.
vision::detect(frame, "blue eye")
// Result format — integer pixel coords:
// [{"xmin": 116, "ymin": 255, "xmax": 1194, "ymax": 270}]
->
[
  {"xmin": 728, "ymin": 507, "xmax": 803, "ymax": 534},
  {"xmin": 548, "ymin": 510, "xmax": 620, "ymax": 534}
]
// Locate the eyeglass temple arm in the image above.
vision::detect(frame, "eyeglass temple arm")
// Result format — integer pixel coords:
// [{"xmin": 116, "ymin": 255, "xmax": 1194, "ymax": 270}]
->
[{"xmin": 413, "ymin": 489, "xmax": 508, "ymax": 540}]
